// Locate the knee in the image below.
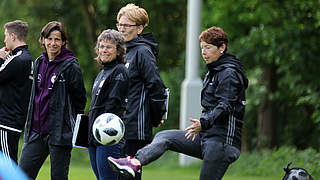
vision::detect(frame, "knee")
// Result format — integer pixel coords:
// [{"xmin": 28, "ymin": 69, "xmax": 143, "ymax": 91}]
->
[
  {"xmin": 154, "ymin": 129, "xmax": 180, "ymax": 140},
  {"xmin": 154, "ymin": 131, "xmax": 168, "ymax": 139},
  {"xmin": 153, "ymin": 131, "xmax": 177, "ymax": 148}
]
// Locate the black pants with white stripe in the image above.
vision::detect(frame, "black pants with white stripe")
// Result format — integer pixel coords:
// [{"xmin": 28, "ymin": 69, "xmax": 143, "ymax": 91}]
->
[
  {"xmin": 0, "ymin": 128, "xmax": 20, "ymax": 163},
  {"xmin": 135, "ymin": 130, "xmax": 241, "ymax": 180}
]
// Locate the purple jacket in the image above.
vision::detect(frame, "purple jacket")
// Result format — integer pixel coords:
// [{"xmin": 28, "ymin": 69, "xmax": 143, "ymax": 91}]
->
[{"xmin": 32, "ymin": 48, "xmax": 75, "ymax": 135}]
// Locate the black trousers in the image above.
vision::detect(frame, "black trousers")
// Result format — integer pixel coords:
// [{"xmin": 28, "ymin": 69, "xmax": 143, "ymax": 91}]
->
[
  {"xmin": 0, "ymin": 128, "xmax": 20, "ymax": 163},
  {"xmin": 135, "ymin": 130, "xmax": 241, "ymax": 180},
  {"xmin": 19, "ymin": 131, "xmax": 72, "ymax": 180}
]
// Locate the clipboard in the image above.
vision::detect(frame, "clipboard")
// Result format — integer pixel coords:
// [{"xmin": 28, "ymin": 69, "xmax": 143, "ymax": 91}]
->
[{"xmin": 72, "ymin": 114, "xmax": 89, "ymax": 149}]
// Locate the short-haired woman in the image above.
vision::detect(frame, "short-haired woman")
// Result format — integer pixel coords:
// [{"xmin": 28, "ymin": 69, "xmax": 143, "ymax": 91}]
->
[{"xmin": 19, "ymin": 21, "xmax": 86, "ymax": 180}]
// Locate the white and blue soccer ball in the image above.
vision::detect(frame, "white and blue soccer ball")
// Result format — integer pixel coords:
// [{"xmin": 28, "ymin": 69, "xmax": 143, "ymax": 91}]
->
[{"xmin": 92, "ymin": 113, "xmax": 125, "ymax": 145}]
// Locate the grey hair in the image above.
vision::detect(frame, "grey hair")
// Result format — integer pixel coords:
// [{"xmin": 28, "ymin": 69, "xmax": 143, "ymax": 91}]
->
[{"xmin": 94, "ymin": 29, "xmax": 126, "ymax": 64}]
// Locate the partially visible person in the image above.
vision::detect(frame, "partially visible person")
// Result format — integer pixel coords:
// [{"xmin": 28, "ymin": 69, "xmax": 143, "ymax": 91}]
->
[
  {"xmin": 108, "ymin": 26, "xmax": 248, "ymax": 180},
  {"xmin": 0, "ymin": 152, "xmax": 29, "ymax": 180},
  {"xmin": 88, "ymin": 29, "xmax": 129, "ymax": 180},
  {"xmin": 0, "ymin": 20, "xmax": 32, "ymax": 164},
  {"xmin": 18, "ymin": 21, "xmax": 86, "ymax": 180},
  {"xmin": 116, "ymin": 4, "xmax": 167, "ymax": 179}
]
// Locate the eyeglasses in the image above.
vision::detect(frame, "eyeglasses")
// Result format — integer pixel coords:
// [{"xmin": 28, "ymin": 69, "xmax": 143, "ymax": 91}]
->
[
  {"xmin": 116, "ymin": 23, "xmax": 138, "ymax": 29},
  {"xmin": 200, "ymin": 45, "xmax": 214, "ymax": 51},
  {"xmin": 99, "ymin": 45, "xmax": 116, "ymax": 50}
]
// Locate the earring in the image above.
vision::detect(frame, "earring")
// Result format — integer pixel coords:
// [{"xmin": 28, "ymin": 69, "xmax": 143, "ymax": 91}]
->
[{"xmin": 220, "ymin": 51, "xmax": 223, "ymax": 54}]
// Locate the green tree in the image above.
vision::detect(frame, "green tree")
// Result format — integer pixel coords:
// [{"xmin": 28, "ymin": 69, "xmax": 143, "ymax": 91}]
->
[
  {"xmin": 203, "ymin": 0, "xmax": 320, "ymax": 150},
  {"xmin": 0, "ymin": 0, "xmax": 187, "ymax": 131}
]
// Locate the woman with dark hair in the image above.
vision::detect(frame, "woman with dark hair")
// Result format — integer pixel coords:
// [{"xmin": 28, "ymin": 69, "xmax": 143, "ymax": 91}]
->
[
  {"xmin": 19, "ymin": 21, "xmax": 87, "ymax": 180},
  {"xmin": 88, "ymin": 29, "xmax": 129, "ymax": 180},
  {"xmin": 108, "ymin": 26, "xmax": 248, "ymax": 180}
]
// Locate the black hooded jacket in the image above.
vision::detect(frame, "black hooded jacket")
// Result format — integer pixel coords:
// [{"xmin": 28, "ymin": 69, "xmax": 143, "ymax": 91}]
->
[
  {"xmin": 124, "ymin": 33, "xmax": 166, "ymax": 141},
  {"xmin": 24, "ymin": 52, "xmax": 86, "ymax": 146},
  {"xmin": 199, "ymin": 53, "xmax": 248, "ymax": 150}
]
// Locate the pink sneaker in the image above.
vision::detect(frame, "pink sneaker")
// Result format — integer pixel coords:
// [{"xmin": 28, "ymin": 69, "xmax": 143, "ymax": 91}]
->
[{"xmin": 108, "ymin": 156, "xmax": 141, "ymax": 178}]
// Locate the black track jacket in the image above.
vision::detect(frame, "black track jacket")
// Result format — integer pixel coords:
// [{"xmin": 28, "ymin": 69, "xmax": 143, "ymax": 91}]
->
[
  {"xmin": 0, "ymin": 45, "xmax": 32, "ymax": 132},
  {"xmin": 124, "ymin": 34, "xmax": 166, "ymax": 141},
  {"xmin": 24, "ymin": 56, "xmax": 86, "ymax": 146},
  {"xmin": 88, "ymin": 60, "xmax": 129, "ymax": 144},
  {"xmin": 199, "ymin": 53, "xmax": 248, "ymax": 150}
]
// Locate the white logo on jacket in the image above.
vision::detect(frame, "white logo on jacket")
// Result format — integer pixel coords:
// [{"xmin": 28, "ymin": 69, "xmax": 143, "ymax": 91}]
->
[
  {"xmin": 49, "ymin": 73, "xmax": 57, "ymax": 90},
  {"xmin": 96, "ymin": 79, "xmax": 105, "ymax": 96},
  {"xmin": 125, "ymin": 62, "xmax": 130, "ymax": 69},
  {"xmin": 0, "ymin": 50, "xmax": 22, "ymax": 72}
]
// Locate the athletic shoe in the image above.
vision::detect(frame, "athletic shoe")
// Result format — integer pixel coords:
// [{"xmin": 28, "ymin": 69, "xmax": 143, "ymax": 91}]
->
[{"xmin": 108, "ymin": 156, "xmax": 141, "ymax": 178}]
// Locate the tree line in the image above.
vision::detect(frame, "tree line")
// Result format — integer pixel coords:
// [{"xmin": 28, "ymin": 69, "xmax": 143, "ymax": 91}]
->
[{"xmin": 1, "ymin": 0, "xmax": 320, "ymax": 151}]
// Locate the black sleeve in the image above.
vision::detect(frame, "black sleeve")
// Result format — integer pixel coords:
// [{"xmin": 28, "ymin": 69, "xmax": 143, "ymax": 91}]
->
[
  {"xmin": 67, "ymin": 62, "xmax": 87, "ymax": 114},
  {"xmin": 0, "ymin": 57, "xmax": 19, "ymax": 84},
  {"xmin": 136, "ymin": 47, "xmax": 166, "ymax": 98},
  {"xmin": 0, "ymin": 58, "xmax": 4, "ymax": 65},
  {"xmin": 136, "ymin": 47, "xmax": 167, "ymax": 126}
]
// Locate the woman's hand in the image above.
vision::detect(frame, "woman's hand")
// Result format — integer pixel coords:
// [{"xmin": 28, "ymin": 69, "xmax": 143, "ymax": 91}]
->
[{"xmin": 185, "ymin": 118, "xmax": 202, "ymax": 141}]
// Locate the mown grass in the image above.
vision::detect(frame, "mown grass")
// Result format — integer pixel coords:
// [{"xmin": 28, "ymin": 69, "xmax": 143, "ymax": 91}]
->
[
  {"xmin": 35, "ymin": 149, "xmax": 280, "ymax": 180},
  {"xmin": 36, "ymin": 159, "xmax": 279, "ymax": 180},
  {"xmin": 37, "ymin": 163, "xmax": 96, "ymax": 180},
  {"xmin": 24, "ymin": 145, "xmax": 318, "ymax": 179}
]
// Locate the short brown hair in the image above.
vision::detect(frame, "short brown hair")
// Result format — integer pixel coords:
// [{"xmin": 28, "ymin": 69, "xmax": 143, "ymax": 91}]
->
[
  {"xmin": 39, "ymin": 21, "xmax": 67, "ymax": 49},
  {"xmin": 95, "ymin": 29, "xmax": 126, "ymax": 65},
  {"xmin": 4, "ymin": 20, "xmax": 28, "ymax": 42},
  {"xmin": 199, "ymin": 26, "xmax": 228, "ymax": 52},
  {"xmin": 117, "ymin": 3, "xmax": 149, "ymax": 28}
]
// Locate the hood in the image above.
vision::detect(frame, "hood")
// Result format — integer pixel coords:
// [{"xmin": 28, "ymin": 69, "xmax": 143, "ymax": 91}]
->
[
  {"xmin": 207, "ymin": 53, "xmax": 248, "ymax": 89},
  {"xmin": 125, "ymin": 33, "xmax": 159, "ymax": 58},
  {"xmin": 42, "ymin": 47, "xmax": 75, "ymax": 64}
]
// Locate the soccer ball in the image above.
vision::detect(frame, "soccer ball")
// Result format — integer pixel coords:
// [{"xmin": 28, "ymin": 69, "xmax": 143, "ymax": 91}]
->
[{"xmin": 92, "ymin": 113, "xmax": 125, "ymax": 145}]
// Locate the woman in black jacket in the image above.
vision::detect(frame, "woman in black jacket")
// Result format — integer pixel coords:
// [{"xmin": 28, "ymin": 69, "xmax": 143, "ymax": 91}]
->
[
  {"xmin": 19, "ymin": 21, "xmax": 86, "ymax": 180},
  {"xmin": 88, "ymin": 29, "xmax": 129, "ymax": 180},
  {"xmin": 108, "ymin": 26, "xmax": 248, "ymax": 180}
]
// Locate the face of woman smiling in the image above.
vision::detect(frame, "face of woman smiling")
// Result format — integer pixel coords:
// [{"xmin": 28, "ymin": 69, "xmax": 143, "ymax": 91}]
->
[
  {"xmin": 98, "ymin": 40, "xmax": 117, "ymax": 63},
  {"xmin": 200, "ymin": 41, "xmax": 225, "ymax": 64},
  {"xmin": 44, "ymin": 30, "xmax": 65, "ymax": 60}
]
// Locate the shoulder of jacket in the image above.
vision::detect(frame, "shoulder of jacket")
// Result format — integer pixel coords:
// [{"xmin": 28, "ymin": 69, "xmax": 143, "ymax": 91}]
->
[
  {"xmin": 5, "ymin": 50, "xmax": 23, "ymax": 63},
  {"xmin": 66, "ymin": 57, "xmax": 78, "ymax": 64},
  {"xmin": 56, "ymin": 58, "xmax": 80, "ymax": 75},
  {"xmin": 214, "ymin": 67, "xmax": 238, "ymax": 81},
  {"xmin": 135, "ymin": 44, "xmax": 152, "ymax": 54},
  {"xmin": 115, "ymin": 63, "xmax": 127, "ymax": 69},
  {"xmin": 34, "ymin": 55, "xmax": 43, "ymax": 63},
  {"xmin": 65, "ymin": 58, "xmax": 80, "ymax": 68},
  {"xmin": 113, "ymin": 64, "xmax": 129, "ymax": 74},
  {"xmin": 16, "ymin": 50, "xmax": 32, "ymax": 62},
  {"xmin": 217, "ymin": 65, "xmax": 238, "ymax": 74}
]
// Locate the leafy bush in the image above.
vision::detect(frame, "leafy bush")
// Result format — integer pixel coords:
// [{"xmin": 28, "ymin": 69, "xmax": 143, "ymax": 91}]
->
[{"xmin": 226, "ymin": 146, "xmax": 320, "ymax": 178}]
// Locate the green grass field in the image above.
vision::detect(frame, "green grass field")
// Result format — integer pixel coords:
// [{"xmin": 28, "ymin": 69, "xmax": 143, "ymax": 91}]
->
[
  {"xmin": 36, "ymin": 163, "xmax": 279, "ymax": 180},
  {"xmin": 18, "ymin": 141, "xmax": 319, "ymax": 179},
  {"xmin": 34, "ymin": 150, "xmax": 280, "ymax": 180}
]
